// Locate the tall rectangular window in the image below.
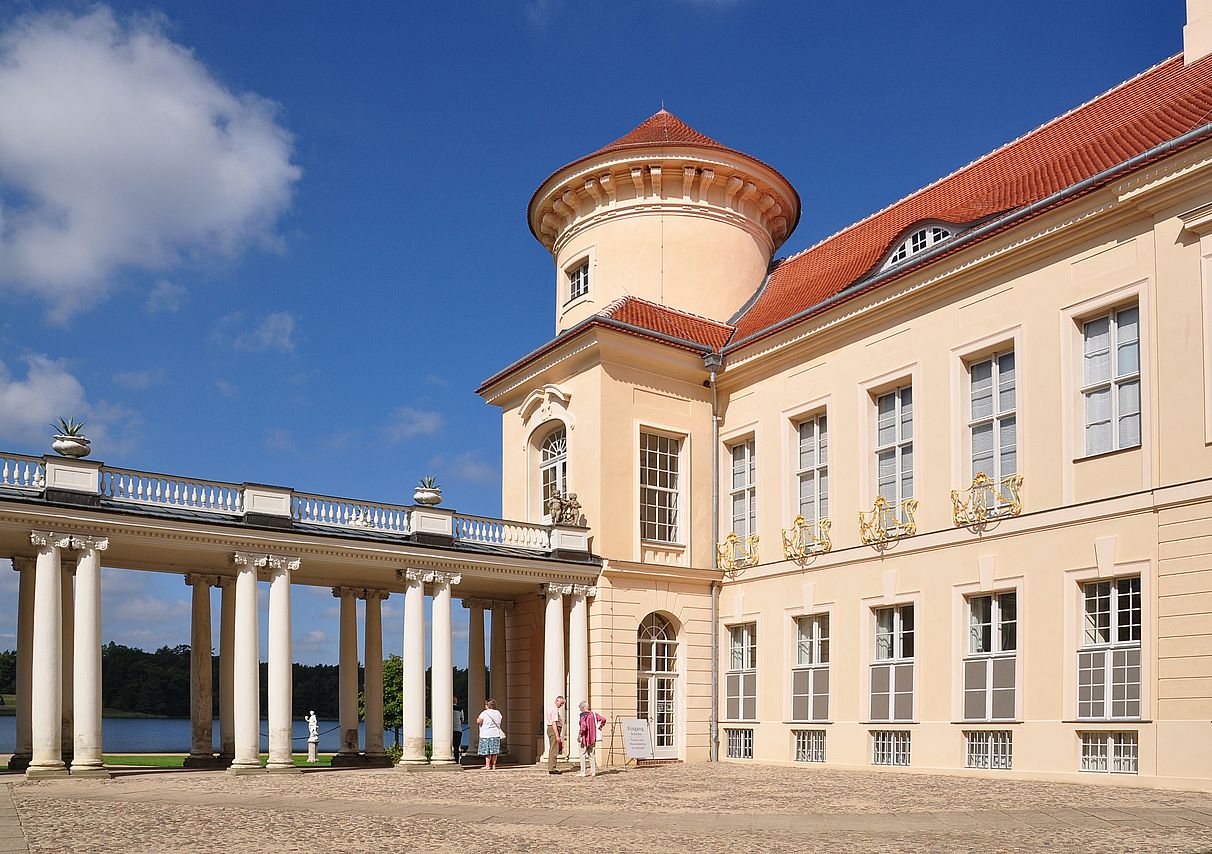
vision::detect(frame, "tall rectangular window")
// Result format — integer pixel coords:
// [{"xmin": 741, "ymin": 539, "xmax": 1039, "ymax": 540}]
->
[
  {"xmin": 729, "ymin": 438, "xmax": 756, "ymax": 538},
  {"xmin": 726, "ymin": 622, "xmax": 757, "ymax": 721},
  {"xmin": 1077, "ymin": 577, "xmax": 1142, "ymax": 720},
  {"xmin": 1082, "ymin": 305, "xmax": 1140, "ymax": 455},
  {"xmin": 792, "ymin": 614, "xmax": 829, "ymax": 722},
  {"xmin": 875, "ymin": 385, "xmax": 913, "ymax": 521},
  {"xmin": 796, "ymin": 414, "xmax": 829, "ymax": 524},
  {"xmin": 567, "ymin": 261, "xmax": 589, "ymax": 302},
  {"xmin": 640, "ymin": 432, "xmax": 681, "ymax": 543},
  {"xmin": 870, "ymin": 604, "xmax": 914, "ymax": 722},
  {"xmin": 969, "ymin": 351, "xmax": 1016, "ymax": 492},
  {"xmin": 964, "ymin": 592, "xmax": 1017, "ymax": 721}
]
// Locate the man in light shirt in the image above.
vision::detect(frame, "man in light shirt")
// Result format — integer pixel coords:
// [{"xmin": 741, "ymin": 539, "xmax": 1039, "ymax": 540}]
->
[{"xmin": 546, "ymin": 695, "xmax": 566, "ymax": 774}]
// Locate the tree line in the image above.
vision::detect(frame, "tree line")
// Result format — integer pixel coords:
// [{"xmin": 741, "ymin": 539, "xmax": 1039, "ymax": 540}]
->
[{"xmin": 0, "ymin": 644, "xmax": 487, "ymax": 722}]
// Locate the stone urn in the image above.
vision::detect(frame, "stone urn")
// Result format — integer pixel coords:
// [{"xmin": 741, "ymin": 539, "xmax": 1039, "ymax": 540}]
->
[
  {"xmin": 51, "ymin": 434, "xmax": 91, "ymax": 458},
  {"xmin": 413, "ymin": 487, "xmax": 442, "ymax": 506}
]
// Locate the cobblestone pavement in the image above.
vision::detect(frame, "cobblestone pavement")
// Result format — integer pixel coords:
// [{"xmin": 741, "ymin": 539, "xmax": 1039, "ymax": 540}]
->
[{"xmin": 7, "ymin": 762, "xmax": 1212, "ymax": 853}]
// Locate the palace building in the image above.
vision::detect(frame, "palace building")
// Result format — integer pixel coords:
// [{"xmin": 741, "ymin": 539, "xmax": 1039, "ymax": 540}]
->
[
  {"xmin": 475, "ymin": 4, "xmax": 1212, "ymax": 787},
  {"xmin": 6, "ymin": 3, "xmax": 1212, "ymax": 793}
]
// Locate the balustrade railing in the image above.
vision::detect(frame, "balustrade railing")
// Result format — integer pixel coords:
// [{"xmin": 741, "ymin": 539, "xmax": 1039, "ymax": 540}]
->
[
  {"xmin": 781, "ymin": 515, "xmax": 832, "ymax": 560},
  {"xmin": 292, "ymin": 494, "xmax": 412, "ymax": 534},
  {"xmin": 100, "ymin": 467, "xmax": 244, "ymax": 515},
  {"xmin": 859, "ymin": 496, "xmax": 919, "ymax": 546},
  {"xmin": 453, "ymin": 513, "xmax": 551, "ymax": 551},
  {"xmin": 0, "ymin": 453, "xmax": 45, "ymax": 492},
  {"xmin": 717, "ymin": 531, "xmax": 760, "ymax": 577},
  {"xmin": 952, "ymin": 473, "xmax": 1024, "ymax": 529}
]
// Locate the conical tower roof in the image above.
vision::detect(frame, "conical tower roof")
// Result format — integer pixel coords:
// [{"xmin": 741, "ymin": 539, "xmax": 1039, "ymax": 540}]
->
[{"xmin": 587, "ymin": 109, "xmax": 738, "ymax": 159}]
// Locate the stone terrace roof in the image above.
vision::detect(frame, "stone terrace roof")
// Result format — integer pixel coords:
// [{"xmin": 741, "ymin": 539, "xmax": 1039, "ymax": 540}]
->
[{"xmin": 730, "ymin": 53, "xmax": 1212, "ymax": 346}]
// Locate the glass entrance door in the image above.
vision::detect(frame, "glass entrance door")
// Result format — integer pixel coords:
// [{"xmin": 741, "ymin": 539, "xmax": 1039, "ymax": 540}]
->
[{"xmin": 637, "ymin": 613, "xmax": 678, "ymax": 759}]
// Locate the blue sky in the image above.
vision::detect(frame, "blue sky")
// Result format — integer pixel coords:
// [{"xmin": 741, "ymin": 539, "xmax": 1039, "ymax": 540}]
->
[{"xmin": 0, "ymin": 1, "xmax": 1186, "ymax": 665}]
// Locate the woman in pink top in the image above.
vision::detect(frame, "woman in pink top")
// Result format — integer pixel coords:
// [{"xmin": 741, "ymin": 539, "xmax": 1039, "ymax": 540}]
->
[{"xmin": 576, "ymin": 700, "xmax": 607, "ymax": 777}]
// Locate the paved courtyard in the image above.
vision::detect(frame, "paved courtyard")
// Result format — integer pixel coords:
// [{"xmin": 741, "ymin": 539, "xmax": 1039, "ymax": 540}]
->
[{"xmin": 3, "ymin": 761, "xmax": 1212, "ymax": 852}]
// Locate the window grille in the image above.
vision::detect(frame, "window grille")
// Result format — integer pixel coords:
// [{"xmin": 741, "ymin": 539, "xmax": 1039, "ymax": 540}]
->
[
  {"xmin": 964, "ymin": 731, "xmax": 1013, "ymax": 770},
  {"xmin": 871, "ymin": 730, "xmax": 911, "ymax": 766},
  {"xmin": 1082, "ymin": 305, "xmax": 1140, "ymax": 455},
  {"xmin": 1080, "ymin": 731, "xmax": 1138, "ymax": 774},
  {"xmin": 725, "ymin": 728, "xmax": 753, "ymax": 759},
  {"xmin": 793, "ymin": 730, "xmax": 826, "ymax": 763},
  {"xmin": 640, "ymin": 432, "xmax": 681, "ymax": 543}
]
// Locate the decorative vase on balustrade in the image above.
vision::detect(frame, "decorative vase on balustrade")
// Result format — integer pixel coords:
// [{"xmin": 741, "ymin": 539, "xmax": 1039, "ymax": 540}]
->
[
  {"xmin": 413, "ymin": 488, "xmax": 442, "ymax": 506},
  {"xmin": 51, "ymin": 435, "xmax": 91, "ymax": 458}
]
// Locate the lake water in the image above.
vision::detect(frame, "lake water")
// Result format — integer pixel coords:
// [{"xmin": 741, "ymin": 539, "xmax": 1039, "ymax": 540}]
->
[{"xmin": 0, "ymin": 716, "xmax": 461, "ymax": 753}]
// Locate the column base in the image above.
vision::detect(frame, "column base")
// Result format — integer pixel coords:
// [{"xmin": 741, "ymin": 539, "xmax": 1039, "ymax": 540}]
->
[
  {"xmin": 266, "ymin": 762, "xmax": 301, "ymax": 774},
  {"xmin": 68, "ymin": 765, "xmax": 112, "ymax": 779},
  {"xmin": 362, "ymin": 754, "xmax": 394, "ymax": 768},
  {"xmin": 7, "ymin": 754, "xmax": 32, "ymax": 772},
  {"xmin": 26, "ymin": 763, "xmax": 70, "ymax": 780},
  {"xmin": 184, "ymin": 754, "xmax": 229, "ymax": 769},
  {"xmin": 226, "ymin": 761, "xmax": 265, "ymax": 776},
  {"xmin": 330, "ymin": 753, "xmax": 367, "ymax": 768},
  {"xmin": 425, "ymin": 759, "xmax": 462, "ymax": 772}
]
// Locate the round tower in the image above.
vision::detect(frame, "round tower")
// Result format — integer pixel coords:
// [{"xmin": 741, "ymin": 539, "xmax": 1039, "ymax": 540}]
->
[{"xmin": 529, "ymin": 109, "xmax": 800, "ymax": 333}]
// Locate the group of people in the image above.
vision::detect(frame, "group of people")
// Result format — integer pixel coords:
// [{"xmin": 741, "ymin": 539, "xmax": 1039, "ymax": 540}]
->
[{"xmin": 468, "ymin": 694, "xmax": 607, "ymax": 777}]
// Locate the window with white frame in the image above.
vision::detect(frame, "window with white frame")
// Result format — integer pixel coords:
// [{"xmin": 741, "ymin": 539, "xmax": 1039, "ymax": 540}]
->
[
  {"xmin": 882, "ymin": 226, "xmax": 952, "ymax": 271},
  {"xmin": 964, "ymin": 592, "xmax": 1017, "ymax": 721},
  {"xmin": 1082, "ymin": 305, "xmax": 1140, "ymax": 455},
  {"xmin": 1077, "ymin": 577, "xmax": 1142, "ymax": 720},
  {"xmin": 725, "ymin": 728, "xmax": 754, "ymax": 759},
  {"xmin": 796, "ymin": 413, "xmax": 829, "ymax": 524},
  {"xmin": 567, "ymin": 260, "xmax": 589, "ymax": 302},
  {"xmin": 729, "ymin": 438, "xmax": 756, "ymax": 539},
  {"xmin": 792, "ymin": 614, "xmax": 829, "ymax": 722},
  {"xmin": 726, "ymin": 623, "xmax": 757, "ymax": 721},
  {"xmin": 875, "ymin": 385, "xmax": 913, "ymax": 522},
  {"xmin": 793, "ymin": 730, "xmax": 826, "ymax": 763},
  {"xmin": 640, "ymin": 432, "xmax": 681, "ymax": 543},
  {"xmin": 1080, "ymin": 731, "xmax": 1138, "ymax": 773},
  {"xmin": 539, "ymin": 427, "xmax": 568, "ymax": 512},
  {"xmin": 968, "ymin": 351, "xmax": 1016, "ymax": 498},
  {"xmin": 965, "ymin": 730, "xmax": 1012, "ymax": 770},
  {"xmin": 871, "ymin": 604, "xmax": 914, "ymax": 722},
  {"xmin": 871, "ymin": 730, "xmax": 911, "ymax": 766}
]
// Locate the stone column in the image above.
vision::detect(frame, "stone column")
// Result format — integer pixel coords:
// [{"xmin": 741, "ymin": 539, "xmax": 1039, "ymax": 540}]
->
[
  {"xmin": 71, "ymin": 537, "xmax": 109, "ymax": 777},
  {"xmin": 60, "ymin": 557, "xmax": 74, "ymax": 764},
  {"xmin": 399, "ymin": 569, "xmax": 427, "ymax": 767},
  {"xmin": 228, "ymin": 553, "xmax": 262, "ymax": 774},
  {"xmin": 10, "ymin": 558, "xmax": 34, "ymax": 771},
  {"xmin": 567, "ymin": 585, "xmax": 593, "ymax": 759},
  {"xmin": 184, "ymin": 574, "xmax": 216, "ymax": 768},
  {"xmin": 429, "ymin": 571, "xmax": 461, "ymax": 767},
  {"xmin": 28, "ymin": 531, "xmax": 69, "ymax": 778},
  {"xmin": 217, "ymin": 575, "xmax": 236, "ymax": 762},
  {"xmin": 332, "ymin": 586, "xmax": 361, "ymax": 766},
  {"xmin": 542, "ymin": 583, "xmax": 569, "ymax": 762},
  {"xmin": 361, "ymin": 589, "xmax": 388, "ymax": 765},
  {"xmin": 464, "ymin": 600, "xmax": 485, "ymax": 754},
  {"xmin": 489, "ymin": 600, "xmax": 509, "ymax": 743},
  {"xmin": 266, "ymin": 557, "xmax": 298, "ymax": 773}
]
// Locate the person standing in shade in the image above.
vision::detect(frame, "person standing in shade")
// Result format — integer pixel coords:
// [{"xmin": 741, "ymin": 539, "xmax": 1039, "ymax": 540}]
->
[
  {"xmin": 546, "ymin": 695, "xmax": 566, "ymax": 774},
  {"xmin": 477, "ymin": 699, "xmax": 504, "ymax": 770},
  {"xmin": 452, "ymin": 696, "xmax": 464, "ymax": 760},
  {"xmin": 576, "ymin": 700, "xmax": 606, "ymax": 778}
]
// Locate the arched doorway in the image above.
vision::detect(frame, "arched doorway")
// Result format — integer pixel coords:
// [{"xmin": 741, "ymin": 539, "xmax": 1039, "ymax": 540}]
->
[{"xmin": 637, "ymin": 612, "xmax": 679, "ymax": 759}]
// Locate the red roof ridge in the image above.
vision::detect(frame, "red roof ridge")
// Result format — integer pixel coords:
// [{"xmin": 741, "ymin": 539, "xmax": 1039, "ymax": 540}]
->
[
  {"xmin": 601, "ymin": 295, "xmax": 733, "ymax": 330},
  {"xmin": 773, "ymin": 53, "xmax": 1186, "ymax": 271}
]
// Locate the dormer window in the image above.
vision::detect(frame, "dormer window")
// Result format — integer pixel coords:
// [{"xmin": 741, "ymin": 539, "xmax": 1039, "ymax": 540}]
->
[
  {"xmin": 568, "ymin": 261, "xmax": 590, "ymax": 302},
  {"xmin": 882, "ymin": 225, "xmax": 952, "ymax": 271}
]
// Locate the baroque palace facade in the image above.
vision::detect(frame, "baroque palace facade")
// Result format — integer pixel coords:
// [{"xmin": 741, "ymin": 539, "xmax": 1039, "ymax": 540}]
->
[{"xmin": 476, "ymin": 5, "xmax": 1212, "ymax": 788}]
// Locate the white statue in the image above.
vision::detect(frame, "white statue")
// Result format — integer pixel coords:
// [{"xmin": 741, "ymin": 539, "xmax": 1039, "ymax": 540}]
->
[{"xmin": 307, "ymin": 710, "xmax": 319, "ymax": 763}]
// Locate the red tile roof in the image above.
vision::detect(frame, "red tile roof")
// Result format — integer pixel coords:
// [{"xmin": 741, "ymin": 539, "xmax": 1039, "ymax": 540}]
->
[
  {"xmin": 589, "ymin": 109, "xmax": 738, "ymax": 159},
  {"xmin": 731, "ymin": 53, "xmax": 1212, "ymax": 346},
  {"xmin": 601, "ymin": 297, "xmax": 735, "ymax": 350}
]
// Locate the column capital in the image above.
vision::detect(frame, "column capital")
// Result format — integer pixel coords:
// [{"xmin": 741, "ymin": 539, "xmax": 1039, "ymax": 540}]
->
[
  {"xmin": 265, "ymin": 554, "xmax": 300, "ymax": 572},
  {"xmin": 70, "ymin": 536, "xmax": 109, "ymax": 552},
  {"xmin": 215, "ymin": 574, "xmax": 235, "ymax": 590},
  {"xmin": 233, "ymin": 551, "xmax": 298, "ymax": 574},
  {"xmin": 398, "ymin": 568, "xmax": 426, "ymax": 583},
  {"xmin": 357, "ymin": 588, "xmax": 390, "ymax": 601},
  {"xmin": 540, "ymin": 582, "xmax": 574, "ymax": 597},
  {"xmin": 424, "ymin": 571, "xmax": 462, "ymax": 586},
  {"xmin": 184, "ymin": 573, "xmax": 220, "ymax": 588},
  {"xmin": 570, "ymin": 584, "xmax": 597, "ymax": 599},
  {"xmin": 11, "ymin": 556, "xmax": 34, "ymax": 572},
  {"xmin": 232, "ymin": 551, "xmax": 265, "ymax": 568},
  {"xmin": 30, "ymin": 530, "xmax": 72, "ymax": 549},
  {"xmin": 331, "ymin": 585, "xmax": 359, "ymax": 599}
]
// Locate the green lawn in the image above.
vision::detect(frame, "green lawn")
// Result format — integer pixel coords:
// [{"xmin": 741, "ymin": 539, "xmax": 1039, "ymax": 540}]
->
[{"xmin": 101, "ymin": 754, "xmax": 335, "ymax": 768}]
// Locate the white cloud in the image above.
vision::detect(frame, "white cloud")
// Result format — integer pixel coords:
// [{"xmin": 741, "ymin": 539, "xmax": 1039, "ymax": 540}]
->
[
  {"xmin": 382, "ymin": 406, "xmax": 444, "ymax": 442},
  {"xmin": 214, "ymin": 310, "xmax": 298, "ymax": 352},
  {"xmin": 146, "ymin": 279, "xmax": 186, "ymax": 315},
  {"xmin": 112, "ymin": 368, "xmax": 164, "ymax": 389},
  {"xmin": 430, "ymin": 450, "xmax": 498, "ymax": 485},
  {"xmin": 215, "ymin": 379, "xmax": 238, "ymax": 398},
  {"xmin": 0, "ymin": 8, "xmax": 300, "ymax": 320},
  {"xmin": 264, "ymin": 427, "xmax": 295, "ymax": 452}
]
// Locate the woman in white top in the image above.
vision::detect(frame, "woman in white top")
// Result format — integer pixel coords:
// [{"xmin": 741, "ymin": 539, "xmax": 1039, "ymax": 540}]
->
[{"xmin": 477, "ymin": 698, "xmax": 504, "ymax": 770}]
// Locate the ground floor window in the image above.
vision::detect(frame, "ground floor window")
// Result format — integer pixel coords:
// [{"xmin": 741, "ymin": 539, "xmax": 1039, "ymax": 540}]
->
[
  {"xmin": 725, "ymin": 728, "xmax": 754, "ymax": 759},
  {"xmin": 1080, "ymin": 731, "xmax": 1138, "ymax": 774},
  {"xmin": 871, "ymin": 730, "xmax": 910, "ymax": 766},
  {"xmin": 964, "ymin": 730, "xmax": 1012, "ymax": 770},
  {"xmin": 793, "ymin": 729, "xmax": 826, "ymax": 763}
]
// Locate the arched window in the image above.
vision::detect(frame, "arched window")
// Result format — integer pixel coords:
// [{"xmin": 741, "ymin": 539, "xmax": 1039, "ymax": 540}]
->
[
  {"xmin": 637, "ymin": 613, "xmax": 677, "ymax": 673},
  {"xmin": 882, "ymin": 225, "xmax": 952, "ymax": 271},
  {"xmin": 540, "ymin": 427, "xmax": 567, "ymax": 509},
  {"xmin": 637, "ymin": 613, "xmax": 678, "ymax": 755}
]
